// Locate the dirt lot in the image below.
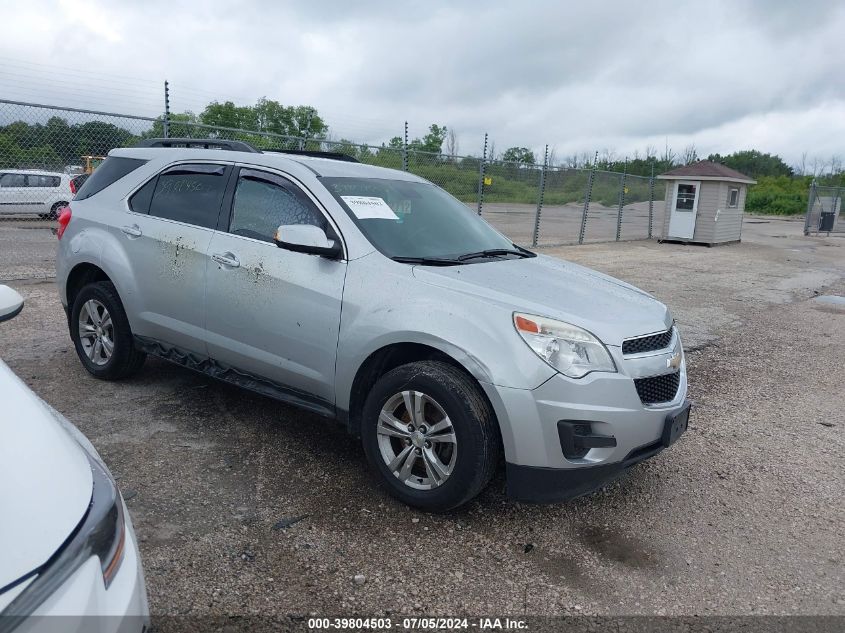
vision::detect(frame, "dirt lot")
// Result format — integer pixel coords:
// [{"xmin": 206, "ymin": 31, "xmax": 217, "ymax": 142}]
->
[{"xmin": 0, "ymin": 216, "xmax": 843, "ymax": 620}]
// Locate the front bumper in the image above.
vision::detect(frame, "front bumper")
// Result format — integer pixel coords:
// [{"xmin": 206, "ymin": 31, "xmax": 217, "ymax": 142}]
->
[
  {"xmin": 480, "ymin": 348, "xmax": 689, "ymax": 502},
  {"xmin": 506, "ymin": 400, "xmax": 689, "ymax": 502}
]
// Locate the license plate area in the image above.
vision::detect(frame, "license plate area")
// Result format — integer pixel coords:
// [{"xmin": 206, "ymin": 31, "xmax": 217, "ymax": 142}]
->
[{"xmin": 662, "ymin": 402, "xmax": 690, "ymax": 447}]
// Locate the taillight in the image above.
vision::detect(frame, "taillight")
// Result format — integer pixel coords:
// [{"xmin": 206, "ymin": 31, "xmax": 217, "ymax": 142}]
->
[
  {"xmin": 70, "ymin": 179, "xmax": 77, "ymax": 194},
  {"xmin": 57, "ymin": 207, "xmax": 72, "ymax": 240}
]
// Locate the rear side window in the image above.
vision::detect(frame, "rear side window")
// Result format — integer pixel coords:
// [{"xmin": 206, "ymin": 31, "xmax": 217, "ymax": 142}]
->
[
  {"xmin": 28, "ymin": 175, "xmax": 60, "ymax": 187},
  {"xmin": 128, "ymin": 178, "xmax": 156, "ymax": 214},
  {"xmin": 146, "ymin": 163, "xmax": 228, "ymax": 229},
  {"xmin": 75, "ymin": 157, "xmax": 148, "ymax": 201}
]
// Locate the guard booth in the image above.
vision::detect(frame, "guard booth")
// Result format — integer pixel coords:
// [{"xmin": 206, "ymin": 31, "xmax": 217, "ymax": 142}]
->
[{"xmin": 657, "ymin": 161, "xmax": 756, "ymax": 245}]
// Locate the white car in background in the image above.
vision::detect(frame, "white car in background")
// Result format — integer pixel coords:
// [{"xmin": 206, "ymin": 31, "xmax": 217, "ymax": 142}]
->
[
  {"xmin": 0, "ymin": 170, "xmax": 72, "ymax": 218},
  {"xmin": 0, "ymin": 286, "xmax": 149, "ymax": 632}
]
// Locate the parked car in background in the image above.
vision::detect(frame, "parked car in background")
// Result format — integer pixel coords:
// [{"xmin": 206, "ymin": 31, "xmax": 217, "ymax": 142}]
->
[
  {"xmin": 0, "ymin": 285, "xmax": 149, "ymax": 631},
  {"xmin": 70, "ymin": 173, "xmax": 90, "ymax": 196},
  {"xmin": 55, "ymin": 138, "xmax": 689, "ymax": 512},
  {"xmin": 0, "ymin": 170, "xmax": 72, "ymax": 219}
]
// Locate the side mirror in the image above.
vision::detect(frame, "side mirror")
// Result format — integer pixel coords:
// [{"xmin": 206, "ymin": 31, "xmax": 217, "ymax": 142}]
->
[
  {"xmin": 0, "ymin": 285, "xmax": 24, "ymax": 323},
  {"xmin": 274, "ymin": 225, "xmax": 342, "ymax": 259}
]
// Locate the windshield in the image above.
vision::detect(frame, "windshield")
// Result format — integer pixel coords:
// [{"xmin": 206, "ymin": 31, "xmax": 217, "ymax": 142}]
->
[{"xmin": 322, "ymin": 177, "xmax": 527, "ymax": 262}]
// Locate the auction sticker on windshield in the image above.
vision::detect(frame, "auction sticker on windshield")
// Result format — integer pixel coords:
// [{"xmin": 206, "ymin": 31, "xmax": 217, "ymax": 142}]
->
[{"xmin": 341, "ymin": 196, "xmax": 399, "ymax": 220}]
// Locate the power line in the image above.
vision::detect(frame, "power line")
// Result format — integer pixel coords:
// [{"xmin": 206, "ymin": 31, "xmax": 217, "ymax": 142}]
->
[
  {"xmin": 0, "ymin": 58, "xmax": 467, "ymax": 149},
  {"xmin": 0, "ymin": 74, "xmax": 164, "ymax": 104},
  {"xmin": 0, "ymin": 55, "xmax": 162, "ymax": 86},
  {"xmin": 1, "ymin": 56, "xmax": 407, "ymax": 133}
]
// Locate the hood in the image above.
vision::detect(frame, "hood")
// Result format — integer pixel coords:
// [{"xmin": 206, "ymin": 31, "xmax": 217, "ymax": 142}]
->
[
  {"xmin": 412, "ymin": 254, "xmax": 671, "ymax": 347},
  {"xmin": 0, "ymin": 360, "xmax": 92, "ymax": 603}
]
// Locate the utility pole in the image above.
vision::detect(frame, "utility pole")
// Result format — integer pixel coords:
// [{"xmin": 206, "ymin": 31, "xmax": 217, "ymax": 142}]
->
[
  {"xmin": 163, "ymin": 80, "xmax": 170, "ymax": 139},
  {"xmin": 477, "ymin": 133, "xmax": 488, "ymax": 215},
  {"xmin": 532, "ymin": 145, "xmax": 549, "ymax": 246},
  {"xmin": 402, "ymin": 121, "xmax": 409, "ymax": 171}
]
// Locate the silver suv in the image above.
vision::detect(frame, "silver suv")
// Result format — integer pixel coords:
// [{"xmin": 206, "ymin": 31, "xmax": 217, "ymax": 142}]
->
[{"xmin": 56, "ymin": 139, "xmax": 690, "ymax": 511}]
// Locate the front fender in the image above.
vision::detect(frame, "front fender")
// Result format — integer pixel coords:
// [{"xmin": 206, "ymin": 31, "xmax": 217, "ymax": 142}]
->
[{"xmin": 335, "ymin": 254, "xmax": 556, "ymax": 412}]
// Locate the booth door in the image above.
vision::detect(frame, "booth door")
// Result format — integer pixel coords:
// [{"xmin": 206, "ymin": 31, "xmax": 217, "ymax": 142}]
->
[{"xmin": 668, "ymin": 181, "xmax": 700, "ymax": 239}]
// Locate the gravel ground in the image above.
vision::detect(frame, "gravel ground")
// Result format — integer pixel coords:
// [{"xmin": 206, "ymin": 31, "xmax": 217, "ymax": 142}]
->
[
  {"xmin": 0, "ymin": 216, "xmax": 843, "ymax": 621},
  {"xmin": 0, "ymin": 220, "xmax": 57, "ymax": 282}
]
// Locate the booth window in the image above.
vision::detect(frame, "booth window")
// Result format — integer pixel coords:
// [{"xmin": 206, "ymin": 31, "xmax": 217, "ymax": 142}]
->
[{"xmin": 728, "ymin": 187, "xmax": 739, "ymax": 208}]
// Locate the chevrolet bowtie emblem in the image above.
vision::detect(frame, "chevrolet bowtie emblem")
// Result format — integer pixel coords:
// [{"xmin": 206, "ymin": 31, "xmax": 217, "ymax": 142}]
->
[{"xmin": 667, "ymin": 352, "xmax": 682, "ymax": 370}]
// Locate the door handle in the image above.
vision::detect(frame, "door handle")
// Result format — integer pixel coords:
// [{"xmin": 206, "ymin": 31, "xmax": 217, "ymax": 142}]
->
[
  {"xmin": 121, "ymin": 224, "xmax": 142, "ymax": 237},
  {"xmin": 212, "ymin": 252, "xmax": 240, "ymax": 268}
]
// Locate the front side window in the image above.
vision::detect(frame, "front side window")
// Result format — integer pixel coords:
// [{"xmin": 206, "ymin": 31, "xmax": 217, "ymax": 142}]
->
[
  {"xmin": 728, "ymin": 187, "xmax": 739, "ymax": 208},
  {"xmin": 229, "ymin": 169, "xmax": 326, "ymax": 242},
  {"xmin": 147, "ymin": 163, "xmax": 228, "ymax": 229},
  {"xmin": 321, "ymin": 177, "xmax": 517, "ymax": 260},
  {"xmin": 0, "ymin": 173, "xmax": 26, "ymax": 187}
]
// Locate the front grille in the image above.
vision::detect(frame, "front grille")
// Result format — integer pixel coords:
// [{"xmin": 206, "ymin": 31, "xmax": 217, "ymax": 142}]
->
[
  {"xmin": 634, "ymin": 371, "xmax": 680, "ymax": 405},
  {"xmin": 623, "ymin": 328, "xmax": 673, "ymax": 355}
]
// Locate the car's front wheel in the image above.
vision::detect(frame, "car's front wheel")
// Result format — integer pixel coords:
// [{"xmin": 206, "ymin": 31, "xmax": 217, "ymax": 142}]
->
[
  {"xmin": 361, "ymin": 360, "xmax": 500, "ymax": 512},
  {"xmin": 70, "ymin": 281, "xmax": 146, "ymax": 380}
]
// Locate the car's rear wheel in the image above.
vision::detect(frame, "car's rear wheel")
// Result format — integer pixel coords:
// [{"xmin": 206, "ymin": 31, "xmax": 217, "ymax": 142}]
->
[
  {"xmin": 70, "ymin": 281, "xmax": 146, "ymax": 379},
  {"xmin": 361, "ymin": 360, "xmax": 500, "ymax": 512}
]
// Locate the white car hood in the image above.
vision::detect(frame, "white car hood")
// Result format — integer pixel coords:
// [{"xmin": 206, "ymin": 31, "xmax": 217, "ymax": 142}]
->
[{"xmin": 0, "ymin": 360, "xmax": 92, "ymax": 600}]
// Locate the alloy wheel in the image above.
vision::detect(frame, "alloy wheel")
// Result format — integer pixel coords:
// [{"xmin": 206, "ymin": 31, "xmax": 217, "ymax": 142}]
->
[
  {"xmin": 376, "ymin": 390, "xmax": 457, "ymax": 490},
  {"xmin": 78, "ymin": 299, "xmax": 114, "ymax": 366}
]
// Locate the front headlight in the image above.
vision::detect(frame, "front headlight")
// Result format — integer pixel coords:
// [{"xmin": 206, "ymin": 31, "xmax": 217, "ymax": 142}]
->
[
  {"xmin": 513, "ymin": 312, "xmax": 616, "ymax": 378},
  {"xmin": 42, "ymin": 402, "xmax": 126, "ymax": 587},
  {"xmin": 1, "ymin": 451, "xmax": 127, "ymax": 623}
]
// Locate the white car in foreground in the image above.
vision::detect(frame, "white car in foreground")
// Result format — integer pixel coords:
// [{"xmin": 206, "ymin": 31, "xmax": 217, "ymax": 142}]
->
[{"xmin": 0, "ymin": 286, "xmax": 149, "ymax": 632}]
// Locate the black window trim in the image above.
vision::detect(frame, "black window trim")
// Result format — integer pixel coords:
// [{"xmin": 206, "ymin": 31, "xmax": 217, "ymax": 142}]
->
[
  {"xmin": 218, "ymin": 164, "xmax": 347, "ymax": 258},
  {"xmin": 123, "ymin": 159, "xmax": 235, "ymax": 231}
]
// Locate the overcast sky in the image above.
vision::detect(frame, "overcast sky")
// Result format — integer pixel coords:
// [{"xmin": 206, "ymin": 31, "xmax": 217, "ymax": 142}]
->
[{"xmin": 1, "ymin": 0, "xmax": 843, "ymax": 166}]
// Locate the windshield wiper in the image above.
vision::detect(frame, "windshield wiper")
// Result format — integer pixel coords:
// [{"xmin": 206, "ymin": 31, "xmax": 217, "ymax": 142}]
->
[
  {"xmin": 391, "ymin": 256, "xmax": 463, "ymax": 266},
  {"xmin": 457, "ymin": 248, "xmax": 534, "ymax": 262}
]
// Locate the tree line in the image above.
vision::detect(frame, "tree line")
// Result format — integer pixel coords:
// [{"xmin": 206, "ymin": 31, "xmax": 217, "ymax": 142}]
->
[{"xmin": 1, "ymin": 97, "xmax": 842, "ymax": 215}]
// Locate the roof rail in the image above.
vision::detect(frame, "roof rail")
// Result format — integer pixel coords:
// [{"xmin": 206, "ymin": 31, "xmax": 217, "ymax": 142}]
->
[
  {"xmin": 262, "ymin": 149, "xmax": 360, "ymax": 163},
  {"xmin": 135, "ymin": 138, "xmax": 260, "ymax": 153},
  {"xmin": 133, "ymin": 139, "xmax": 361, "ymax": 163}
]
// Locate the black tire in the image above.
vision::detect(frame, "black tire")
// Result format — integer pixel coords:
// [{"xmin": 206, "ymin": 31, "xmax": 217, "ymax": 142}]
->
[
  {"xmin": 48, "ymin": 201, "xmax": 68, "ymax": 220},
  {"xmin": 70, "ymin": 281, "xmax": 146, "ymax": 380},
  {"xmin": 361, "ymin": 360, "xmax": 500, "ymax": 512}
]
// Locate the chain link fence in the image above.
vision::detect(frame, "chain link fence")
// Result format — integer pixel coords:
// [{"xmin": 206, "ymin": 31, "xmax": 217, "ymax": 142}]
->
[
  {"xmin": 804, "ymin": 183, "xmax": 843, "ymax": 235},
  {"xmin": 0, "ymin": 98, "xmax": 666, "ymax": 246},
  {"xmin": 0, "ymin": 100, "xmax": 155, "ymax": 221}
]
